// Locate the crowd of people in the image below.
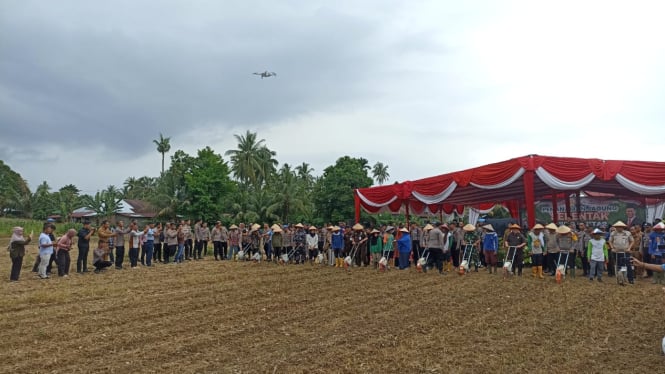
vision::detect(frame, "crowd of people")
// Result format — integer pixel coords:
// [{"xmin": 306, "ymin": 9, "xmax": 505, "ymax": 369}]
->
[{"xmin": 7, "ymin": 216, "xmax": 665, "ymax": 284}]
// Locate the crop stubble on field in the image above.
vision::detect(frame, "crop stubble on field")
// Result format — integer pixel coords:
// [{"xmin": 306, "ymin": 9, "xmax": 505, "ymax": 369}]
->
[{"xmin": 0, "ymin": 239, "xmax": 664, "ymax": 373}]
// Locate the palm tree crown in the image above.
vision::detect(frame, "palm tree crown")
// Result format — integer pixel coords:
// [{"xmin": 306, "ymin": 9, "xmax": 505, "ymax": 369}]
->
[
  {"xmin": 372, "ymin": 162, "xmax": 390, "ymax": 185},
  {"xmin": 153, "ymin": 133, "xmax": 171, "ymax": 174}
]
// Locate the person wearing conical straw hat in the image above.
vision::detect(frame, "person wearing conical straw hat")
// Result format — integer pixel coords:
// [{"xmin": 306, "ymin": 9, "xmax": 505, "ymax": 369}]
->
[
  {"xmin": 462, "ymin": 223, "xmax": 480, "ymax": 272},
  {"xmin": 544, "ymin": 223, "xmax": 559, "ymax": 275},
  {"xmin": 527, "ymin": 224, "xmax": 546, "ymax": 279},
  {"xmin": 397, "ymin": 227, "xmax": 412, "ymax": 270},
  {"xmin": 369, "ymin": 228, "xmax": 383, "ymax": 269},
  {"xmin": 555, "ymin": 224, "xmax": 576, "ymax": 278},
  {"xmin": 440, "ymin": 224, "xmax": 455, "ymax": 273},
  {"xmin": 505, "ymin": 224, "xmax": 527, "ymax": 276},
  {"xmin": 227, "ymin": 224, "xmax": 240, "ymax": 260},
  {"xmin": 271, "ymin": 224, "xmax": 283, "ymax": 262},
  {"xmin": 382, "ymin": 226, "xmax": 395, "ymax": 270},
  {"xmin": 249, "ymin": 224, "xmax": 261, "ymax": 260},
  {"xmin": 331, "ymin": 226, "xmax": 344, "ymax": 267},
  {"xmin": 306, "ymin": 226, "xmax": 319, "ymax": 265},
  {"xmin": 481, "ymin": 224, "xmax": 499, "ymax": 274},
  {"xmin": 608, "ymin": 220, "xmax": 635, "ymax": 285},
  {"xmin": 351, "ymin": 223, "xmax": 368, "ymax": 267},
  {"xmin": 587, "ymin": 228, "xmax": 608, "ymax": 282}
]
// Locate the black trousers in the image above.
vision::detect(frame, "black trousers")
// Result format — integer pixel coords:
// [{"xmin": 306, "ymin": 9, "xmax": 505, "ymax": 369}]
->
[
  {"xmin": 140, "ymin": 243, "xmax": 147, "ymax": 265},
  {"xmin": 607, "ymin": 251, "xmax": 616, "ymax": 276},
  {"xmin": 411, "ymin": 241, "xmax": 421, "ymax": 266},
  {"xmin": 57, "ymin": 251, "xmax": 71, "ymax": 276},
  {"xmin": 129, "ymin": 248, "xmax": 139, "ymax": 267},
  {"xmin": 194, "ymin": 240, "xmax": 202, "ymax": 258},
  {"xmin": 164, "ymin": 244, "xmax": 176, "ymax": 263},
  {"xmin": 513, "ymin": 249, "xmax": 524, "ymax": 275},
  {"xmin": 77, "ymin": 246, "xmax": 90, "ymax": 272},
  {"xmin": 451, "ymin": 247, "xmax": 460, "ymax": 267},
  {"xmin": 580, "ymin": 251, "xmax": 590, "ymax": 275},
  {"xmin": 213, "ymin": 241, "xmax": 222, "ymax": 259},
  {"xmin": 154, "ymin": 243, "xmax": 162, "ymax": 262},
  {"xmin": 185, "ymin": 239, "xmax": 193, "ymax": 259},
  {"xmin": 221, "ymin": 242, "xmax": 228, "ymax": 259},
  {"xmin": 10, "ymin": 256, "xmax": 23, "ymax": 281},
  {"xmin": 547, "ymin": 252, "xmax": 558, "ymax": 274},
  {"xmin": 616, "ymin": 252, "xmax": 634, "ymax": 282},
  {"xmin": 428, "ymin": 248, "xmax": 444, "ymax": 272},
  {"xmin": 115, "ymin": 246, "xmax": 125, "ymax": 268}
]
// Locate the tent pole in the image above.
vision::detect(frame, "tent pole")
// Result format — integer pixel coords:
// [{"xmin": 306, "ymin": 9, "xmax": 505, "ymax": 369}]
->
[
  {"xmin": 523, "ymin": 169, "xmax": 536, "ymax": 228},
  {"xmin": 405, "ymin": 202, "xmax": 410, "ymax": 228},
  {"xmin": 564, "ymin": 192, "xmax": 572, "ymax": 222},
  {"xmin": 354, "ymin": 192, "xmax": 360, "ymax": 224},
  {"xmin": 551, "ymin": 190, "xmax": 559, "ymax": 224},
  {"xmin": 576, "ymin": 191, "xmax": 582, "ymax": 223}
]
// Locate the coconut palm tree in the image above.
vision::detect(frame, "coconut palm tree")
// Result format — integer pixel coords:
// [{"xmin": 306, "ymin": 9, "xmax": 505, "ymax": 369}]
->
[
  {"xmin": 256, "ymin": 146, "xmax": 278, "ymax": 187},
  {"xmin": 153, "ymin": 133, "xmax": 171, "ymax": 175},
  {"xmin": 295, "ymin": 162, "xmax": 314, "ymax": 186},
  {"xmin": 372, "ymin": 162, "xmax": 390, "ymax": 185},
  {"xmin": 225, "ymin": 130, "xmax": 275, "ymax": 188},
  {"xmin": 268, "ymin": 164, "xmax": 306, "ymax": 222}
]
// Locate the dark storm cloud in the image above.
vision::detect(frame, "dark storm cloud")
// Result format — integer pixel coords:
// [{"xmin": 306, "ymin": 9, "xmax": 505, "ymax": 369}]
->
[{"xmin": 0, "ymin": 1, "xmax": 390, "ymax": 160}]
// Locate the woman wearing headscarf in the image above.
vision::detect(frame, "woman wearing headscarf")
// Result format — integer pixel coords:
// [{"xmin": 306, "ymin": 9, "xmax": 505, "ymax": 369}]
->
[
  {"xmin": 9, "ymin": 227, "xmax": 32, "ymax": 282},
  {"xmin": 397, "ymin": 228, "xmax": 412, "ymax": 270},
  {"xmin": 55, "ymin": 229, "xmax": 77, "ymax": 277}
]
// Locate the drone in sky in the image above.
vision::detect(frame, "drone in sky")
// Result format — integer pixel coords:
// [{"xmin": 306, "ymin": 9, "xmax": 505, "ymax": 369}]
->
[{"xmin": 253, "ymin": 71, "xmax": 277, "ymax": 79}]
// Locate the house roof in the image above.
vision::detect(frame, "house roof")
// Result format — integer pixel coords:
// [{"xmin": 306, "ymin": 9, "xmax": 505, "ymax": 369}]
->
[{"xmin": 71, "ymin": 199, "xmax": 157, "ymax": 219}]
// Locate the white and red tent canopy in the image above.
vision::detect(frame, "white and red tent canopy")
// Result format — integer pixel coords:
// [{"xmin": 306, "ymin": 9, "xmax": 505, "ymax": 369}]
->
[{"xmin": 354, "ymin": 155, "xmax": 665, "ymax": 225}]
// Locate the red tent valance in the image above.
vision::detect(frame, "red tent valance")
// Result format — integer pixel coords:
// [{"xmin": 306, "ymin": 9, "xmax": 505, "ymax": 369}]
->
[{"xmin": 355, "ymin": 154, "xmax": 665, "ymax": 225}]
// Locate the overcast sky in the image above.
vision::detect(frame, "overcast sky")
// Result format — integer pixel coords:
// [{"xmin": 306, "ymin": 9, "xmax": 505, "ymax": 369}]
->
[{"xmin": 2, "ymin": 0, "xmax": 665, "ymax": 195}]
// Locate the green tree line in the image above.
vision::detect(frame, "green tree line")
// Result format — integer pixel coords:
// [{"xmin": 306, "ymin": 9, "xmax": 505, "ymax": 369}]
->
[{"xmin": 0, "ymin": 131, "xmax": 392, "ymax": 226}]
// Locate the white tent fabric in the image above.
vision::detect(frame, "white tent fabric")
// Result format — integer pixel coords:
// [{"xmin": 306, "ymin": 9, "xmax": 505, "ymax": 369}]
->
[
  {"xmin": 615, "ymin": 174, "xmax": 665, "ymax": 195},
  {"xmin": 535, "ymin": 167, "xmax": 595, "ymax": 190}
]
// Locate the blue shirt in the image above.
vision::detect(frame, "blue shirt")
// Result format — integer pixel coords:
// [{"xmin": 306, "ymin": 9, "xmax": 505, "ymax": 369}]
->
[
  {"xmin": 397, "ymin": 233, "xmax": 411, "ymax": 253},
  {"xmin": 146, "ymin": 228, "xmax": 155, "ymax": 241},
  {"xmin": 39, "ymin": 233, "xmax": 53, "ymax": 256},
  {"xmin": 482, "ymin": 232, "xmax": 498, "ymax": 251},
  {"xmin": 331, "ymin": 232, "xmax": 344, "ymax": 249}
]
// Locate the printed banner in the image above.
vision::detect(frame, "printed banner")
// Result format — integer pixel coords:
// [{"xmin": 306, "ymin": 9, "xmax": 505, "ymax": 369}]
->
[{"xmin": 533, "ymin": 198, "xmax": 645, "ymax": 228}]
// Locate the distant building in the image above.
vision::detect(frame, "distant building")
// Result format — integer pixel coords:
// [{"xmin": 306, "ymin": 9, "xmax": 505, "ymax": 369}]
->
[{"xmin": 71, "ymin": 199, "xmax": 157, "ymax": 225}]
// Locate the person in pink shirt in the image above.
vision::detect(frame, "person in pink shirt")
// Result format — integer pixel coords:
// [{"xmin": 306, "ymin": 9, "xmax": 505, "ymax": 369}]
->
[{"xmin": 56, "ymin": 229, "xmax": 77, "ymax": 277}]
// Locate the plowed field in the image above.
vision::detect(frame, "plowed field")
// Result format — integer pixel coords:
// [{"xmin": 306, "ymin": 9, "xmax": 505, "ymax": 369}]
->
[{"xmin": 1, "ymin": 239, "xmax": 664, "ymax": 373}]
